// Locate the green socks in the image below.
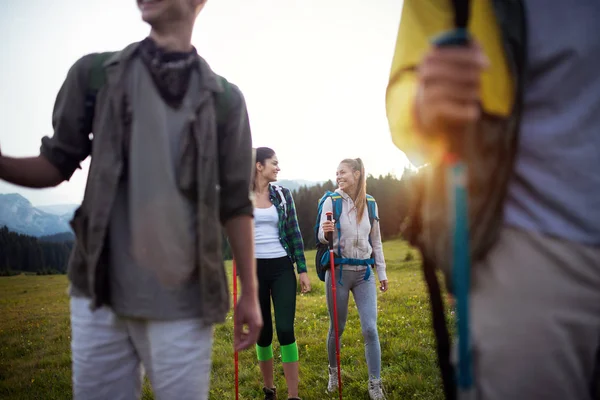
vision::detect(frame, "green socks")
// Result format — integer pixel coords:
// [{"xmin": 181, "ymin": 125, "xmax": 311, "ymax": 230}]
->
[
  {"xmin": 256, "ymin": 342, "xmax": 299, "ymax": 363},
  {"xmin": 256, "ymin": 344, "xmax": 273, "ymax": 361},
  {"xmin": 281, "ymin": 342, "xmax": 299, "ymax": 363}
]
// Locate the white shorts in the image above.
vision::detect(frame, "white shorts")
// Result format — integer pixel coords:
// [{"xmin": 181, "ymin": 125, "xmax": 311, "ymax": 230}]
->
[{"xmin": 70, "ymin": 296, "xmax": 214, "ymax": 400}]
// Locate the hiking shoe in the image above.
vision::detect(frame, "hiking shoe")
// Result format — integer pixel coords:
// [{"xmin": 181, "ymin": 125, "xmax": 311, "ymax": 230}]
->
[
  {"xmin": 368, "ymin": 378, "xmax": 386, "ymax": 400},
  {"xmin": 263, "ymin": 386, "xmax": 277, "ymax": 400},
  {"xmin": 327, "ymin": 367, "xmax": 339, "ymax": 393}
]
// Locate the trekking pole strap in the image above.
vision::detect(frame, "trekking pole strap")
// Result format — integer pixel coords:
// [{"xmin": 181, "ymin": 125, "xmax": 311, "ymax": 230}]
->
[{"xmin": 422, "ymin": 254, "xmax": 456, "ymax": 400}]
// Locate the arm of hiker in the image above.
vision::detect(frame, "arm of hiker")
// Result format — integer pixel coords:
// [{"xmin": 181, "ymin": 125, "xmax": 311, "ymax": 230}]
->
[
  {"xmin": 217, "ymin": 83, "xmax": 253, "ymax": 225},
  {"xmin": 218, "ymin": 84, "xmax": 262, "ymax": 351},
  {"xmin": 318, "ymin": 197, "xmax": 334, "ymax": 244},
  {"xmin": 386, "ymin": 0, "xmax": 487, "ymax": 165},
  {"xmin": 0, "ymin": 55, "xmax": 95, "ymax": 188},
  {"xmin": 0, "ymin": 154, "xmax": 63, "ymax": 188},
  {"xmin": 370, "ymin": 203, "xmax": 388, "ymax": 290},
  {"xmin": 225, "ymin": 216, "xmax": 262, "ymax": 352}
]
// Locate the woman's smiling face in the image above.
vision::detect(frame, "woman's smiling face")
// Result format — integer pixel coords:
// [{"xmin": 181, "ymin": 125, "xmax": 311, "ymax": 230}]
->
[{"xmin": 336, "ymin": 162, "xmax": 358, "ymax": 192}]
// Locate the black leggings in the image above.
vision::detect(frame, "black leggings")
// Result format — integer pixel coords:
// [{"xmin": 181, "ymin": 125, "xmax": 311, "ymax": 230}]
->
[{"xmin": 256, "ymin": 256, "xmax": 297, "ymax": 347}]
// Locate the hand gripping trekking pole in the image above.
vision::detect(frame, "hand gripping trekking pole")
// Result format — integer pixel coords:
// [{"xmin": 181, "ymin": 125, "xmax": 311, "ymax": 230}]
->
[
  {"xmin": 232, "ymin": 259, "xmax": 239, "ymax": 400},
  {"xmin": 432, "ymin": 1, "xmax": 474, "ymax": 398},
  {"xmin": 326, "ymin": 211, "xmax": 343, "ymax": 399}
]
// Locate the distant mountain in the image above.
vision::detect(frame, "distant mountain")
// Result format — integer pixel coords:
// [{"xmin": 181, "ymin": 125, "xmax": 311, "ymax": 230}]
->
[
  {"xmin": 0, "ymin": 193, "xmax": 73, "ymax": 237},
  {"xmin": 275, "ymin": 179, "xmax": 323, "ymax": 192},
  {"xmin": 40, "ymin": 231, "xmax": 75, "ymax": 243},
  {"xmin": 37, "ymin": 204, "xmax": 79, "ymax": 219}
]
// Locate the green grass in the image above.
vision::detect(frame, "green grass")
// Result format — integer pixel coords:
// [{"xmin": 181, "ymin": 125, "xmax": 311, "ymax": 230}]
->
[{"xmin": 0, "ymin": 239, "xmax": 453, "ymax": 399}]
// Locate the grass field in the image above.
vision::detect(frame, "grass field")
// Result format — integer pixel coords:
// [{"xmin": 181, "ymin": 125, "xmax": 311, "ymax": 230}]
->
[{"xmin": 0, "ymin": 239, "xmax": 453, "ymax": 399}]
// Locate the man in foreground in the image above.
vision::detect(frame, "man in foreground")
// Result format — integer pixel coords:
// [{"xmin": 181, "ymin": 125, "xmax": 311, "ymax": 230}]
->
[
  {"xmin": 387, "ymin": 1, "xmax": 600, "ymax": 399},
  {"xmin": 0, "ymin": 0, "xmax": 262, "ymax": 398}
]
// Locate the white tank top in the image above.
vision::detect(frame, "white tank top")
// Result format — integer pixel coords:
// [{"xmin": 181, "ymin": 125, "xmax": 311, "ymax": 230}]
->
[{"xmin": 254, "ymin": 205, "xmax": 287, "ymax": 259}]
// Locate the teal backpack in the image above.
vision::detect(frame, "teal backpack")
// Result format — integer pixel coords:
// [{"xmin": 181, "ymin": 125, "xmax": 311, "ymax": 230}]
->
[{"xmin": 313, "ymin": 191, "xmax": 379, "ymax": 283}]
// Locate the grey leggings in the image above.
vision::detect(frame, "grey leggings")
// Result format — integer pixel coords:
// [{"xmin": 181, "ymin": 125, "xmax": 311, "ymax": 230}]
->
[{"xmin": 325, "ymin": 267, "xmax": 381, "ymax": 379}]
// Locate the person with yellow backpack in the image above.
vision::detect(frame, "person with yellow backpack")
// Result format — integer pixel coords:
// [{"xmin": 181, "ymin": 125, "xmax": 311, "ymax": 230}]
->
[{"xmin": 387, "ymin": 1, "xmax": 600, "ymax": 399}]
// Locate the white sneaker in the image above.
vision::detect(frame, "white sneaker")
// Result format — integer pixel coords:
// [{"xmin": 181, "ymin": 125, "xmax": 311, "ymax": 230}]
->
[
  {"xmin": 368, "ymin": 378, "xmax": 386, "ymax": 400},
  {"xmin": 327, "ymin": 367, "xmax": 338, "ymax": 393}
]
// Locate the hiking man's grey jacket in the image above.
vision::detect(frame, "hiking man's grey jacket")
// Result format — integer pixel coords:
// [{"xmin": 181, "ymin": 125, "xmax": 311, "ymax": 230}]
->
[{"xmin": 40, "ymin": 42, "xmax": 253, "ymax": 324}]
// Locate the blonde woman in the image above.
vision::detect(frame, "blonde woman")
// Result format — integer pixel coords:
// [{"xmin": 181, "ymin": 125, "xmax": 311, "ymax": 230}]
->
[{"xmin": 319, "ymin": 158, "xmax": 388, "ymax": 400}]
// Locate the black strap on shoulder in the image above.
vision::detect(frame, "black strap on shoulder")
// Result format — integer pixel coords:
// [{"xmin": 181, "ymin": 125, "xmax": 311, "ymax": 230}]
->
[
  {"xmin": 83, "ymin": 52, "xmax": 116, "ymax": 135},
  {"xmin": 214, "ymin": 76, "xmax": 232, "ymax": 128}
]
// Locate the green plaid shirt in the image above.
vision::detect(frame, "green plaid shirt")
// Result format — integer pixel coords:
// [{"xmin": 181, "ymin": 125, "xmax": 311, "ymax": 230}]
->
[{"xmin": 269, "ymin": 184, "xmax": 307, "ymax": 274}]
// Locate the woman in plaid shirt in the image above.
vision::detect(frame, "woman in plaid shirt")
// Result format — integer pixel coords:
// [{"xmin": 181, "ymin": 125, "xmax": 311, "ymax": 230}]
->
[{"xmin": 252, "ymin": 147, "xmax": 311, "ymax": 400}]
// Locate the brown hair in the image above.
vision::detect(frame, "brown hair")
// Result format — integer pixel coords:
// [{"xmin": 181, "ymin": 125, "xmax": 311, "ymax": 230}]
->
[
  {"xmin": 340, "ymin": 158, "xmax": 367, "ymax": 222},
  {"xmin": 253, "ymin": 147, "xmax": 276, "ymax": 191}
]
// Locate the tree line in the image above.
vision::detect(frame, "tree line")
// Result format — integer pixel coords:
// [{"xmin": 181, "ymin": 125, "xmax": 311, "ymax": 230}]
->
[
  {"xmin": 0, "ymin": 170, "xmax": 415, "ymax": 274},
  {"xmin": 0, "ymin": 227, "xmax": 73, "ymax": 276}
]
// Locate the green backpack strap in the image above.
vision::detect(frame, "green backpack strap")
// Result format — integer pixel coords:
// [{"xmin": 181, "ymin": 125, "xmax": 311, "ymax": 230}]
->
[
  {"xmin": 84, "ymin": 52, "xmax": 117, "ymax": 134},
  {"xmin": 214, "ymin": 75, "xmax": 232, "ymax": 128}
]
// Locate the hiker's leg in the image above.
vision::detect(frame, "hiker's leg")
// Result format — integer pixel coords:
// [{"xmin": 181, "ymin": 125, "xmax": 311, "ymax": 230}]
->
[
  {"xmin": 352, "ymin": 270, "xmax": 381, "ymax": 380},
  {"xmin": 471, "ymin": 227, "xmax": 600, "ymax": 400},
  {"xmin": 326, "ymin": 267, "xmax": 351, "ymax": 368},
  {"xmin": 256, "ymin": 258, "xmax": 275, "ymax": 389},
  {"xmin": 70, "ymin": 296, "xmax": 142, "ymax": 400},
  {"xmin": 271, "ymin": 257, "xmax": 300, "ymax": 398},
  {"xmin": 131, "ymin": 318, "xmax": 214, "ymax": 400}
]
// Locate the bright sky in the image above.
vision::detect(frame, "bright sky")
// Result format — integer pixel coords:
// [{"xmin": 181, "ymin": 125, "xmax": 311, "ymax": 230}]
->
[{"xmin": 0, "ymin": 0, "xmax": 408, "ymax": 206}]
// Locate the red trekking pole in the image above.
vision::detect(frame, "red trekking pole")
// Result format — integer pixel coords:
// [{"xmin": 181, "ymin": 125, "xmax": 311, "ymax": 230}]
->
[
  {"xmin": 232, "ymin": 259, "xmax": 239, "ymax": 400},
  {"xmin": 326, "ymin": 211, "xmax": 343, "ymax": 399}
]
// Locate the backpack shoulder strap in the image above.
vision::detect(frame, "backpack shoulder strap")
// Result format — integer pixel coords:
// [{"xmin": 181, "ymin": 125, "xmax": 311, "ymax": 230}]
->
[
  {"xmin": 272, "ymin": 184, "xmax": 287, "ymax": 217},
  {"xmin": 214, "ymin": 76, "xmax": 233, "ymax": 127},
  {"xmin": 330, "ymin": 193, "xmax": 343, "ymax": 226},
  {"xmin": 365, "ymin": 195, "xmax": 378, "ymax": 249},
  {"xmin": 366, "ymin": 194, "xmax": 378, "ymax": 226},
  {"xmin": 313, "ymin": 191, "xmax": 331, "ymax": 246},
  {"xmin": 84, "ymin": 51, "xmax": 118, "ymax": 133},
  {"xmin": 88, "ymin": 52, "xmax": 116, "ymax": 92}
]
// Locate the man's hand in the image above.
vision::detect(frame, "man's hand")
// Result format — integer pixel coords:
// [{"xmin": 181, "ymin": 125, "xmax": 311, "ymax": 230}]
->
[
  {"xmin": 225, "ymin": 215, "xmax": 263, "ymax": 351},
  {"xmin": 415, "ymin": 41, "xmax": 489, "ymax": 138},
  {"xmin": 234, "ymin": 291, "xmax": 263, "ymax": 352}
]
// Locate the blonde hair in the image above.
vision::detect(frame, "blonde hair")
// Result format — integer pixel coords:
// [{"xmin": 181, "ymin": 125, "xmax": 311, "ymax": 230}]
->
[{"xmin": 340, "ymin": 158, "xmax": 367, "ymax": 222}]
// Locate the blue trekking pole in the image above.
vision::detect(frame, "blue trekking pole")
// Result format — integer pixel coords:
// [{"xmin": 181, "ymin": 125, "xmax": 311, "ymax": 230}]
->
[{"xmin": 431, "ymin": 0, "xmax": 474, "ymax": 398}]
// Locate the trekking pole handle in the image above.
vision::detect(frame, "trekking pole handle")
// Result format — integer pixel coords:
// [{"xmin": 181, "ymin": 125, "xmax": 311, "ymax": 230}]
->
[{"xmin": 326, "ymin": 212, "xmax": 334, "ymax": 250}]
